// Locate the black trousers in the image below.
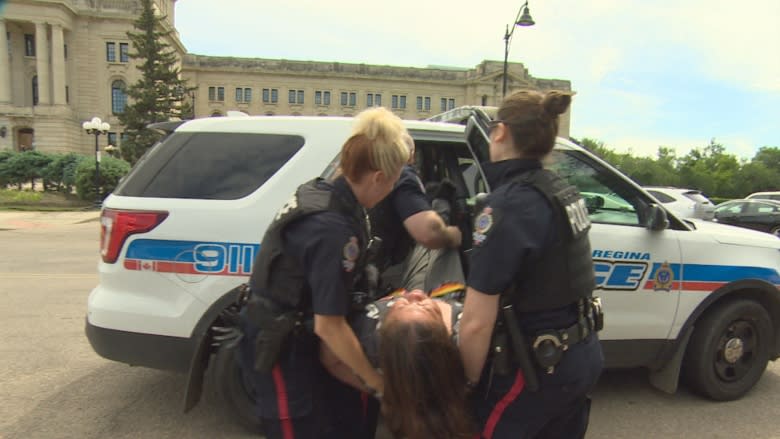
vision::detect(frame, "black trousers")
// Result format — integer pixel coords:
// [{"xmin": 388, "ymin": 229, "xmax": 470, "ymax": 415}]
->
[{"xmin": 472, "ymin": 334, "xmax": 604, "ymax": 439}]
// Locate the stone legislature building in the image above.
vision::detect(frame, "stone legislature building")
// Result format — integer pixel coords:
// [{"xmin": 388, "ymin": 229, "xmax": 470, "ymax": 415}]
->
[{"xmin": 0, "ymin": 0, "xmax": 572, "ymax": 155}]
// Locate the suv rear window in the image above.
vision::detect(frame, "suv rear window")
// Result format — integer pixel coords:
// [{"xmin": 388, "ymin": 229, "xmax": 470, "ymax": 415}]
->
[
  {"xmin": 646, "ymin": 190, "xmax": 676, "ymax": 204},
  {"xmin": 683, "ymin": 191, "xmax": 711, "ymax": 204},
  {"xmin": 115, "ymin": 132, "xmax": 304, "ymax": 200}
]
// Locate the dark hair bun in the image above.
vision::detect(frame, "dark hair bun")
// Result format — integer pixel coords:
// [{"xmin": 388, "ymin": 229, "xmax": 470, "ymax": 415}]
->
[{"xmin": 542, "ymin": 91, "xmax": 572, "ymax": 117}]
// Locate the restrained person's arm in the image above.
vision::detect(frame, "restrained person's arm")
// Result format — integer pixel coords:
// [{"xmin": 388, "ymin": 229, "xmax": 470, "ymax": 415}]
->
[
  {"xmin": 458, "ymin": 287, "xmax": 500, "ymax": 383},
  {"xmin": 404, "ymin": 210, "xmax": 462, "ymax": 249},
  {"xmin": 315, "ymin": 314, "xmax": 383, "ymax": 395}
]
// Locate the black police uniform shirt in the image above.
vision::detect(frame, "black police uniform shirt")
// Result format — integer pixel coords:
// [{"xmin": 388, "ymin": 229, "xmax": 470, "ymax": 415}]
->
[
  {"xmin": 349, "ymin": 296, "xmax": 463, "ymax": 367},
  {"xmin": 467, "ymin": 159, "xmax": 579, "ymax": 332},
  {"xmin": 282, "ymin": 177, "xmax": 364, "ymax": 317},
  {"xmin": 373, "ymin": 165, "xmax": 431, "ymax": 264}
]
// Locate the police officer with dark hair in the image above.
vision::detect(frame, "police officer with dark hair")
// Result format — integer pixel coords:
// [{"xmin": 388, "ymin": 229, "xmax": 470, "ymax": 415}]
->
[
  {"xmin": 240, "ymin": 107, "xmax": 410, "ymax": 439},
  {"xmin": 368, "ymin": 132, "xmax": 461, "ymax": 292},
  {"xmin": 458, "ymin": 90, "xmax": 604, "ymax": 439}
]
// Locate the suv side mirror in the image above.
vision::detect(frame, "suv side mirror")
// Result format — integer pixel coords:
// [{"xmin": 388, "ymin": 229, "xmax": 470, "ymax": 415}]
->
[{"xmin": 645, "ymin": 203, "xmax": 669, "ymax": 231}]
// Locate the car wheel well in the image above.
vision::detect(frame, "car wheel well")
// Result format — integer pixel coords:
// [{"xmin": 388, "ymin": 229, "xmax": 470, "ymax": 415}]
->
[{"xmin": 677, "ymin": 281, "xmax": 780, "ymax": 362}]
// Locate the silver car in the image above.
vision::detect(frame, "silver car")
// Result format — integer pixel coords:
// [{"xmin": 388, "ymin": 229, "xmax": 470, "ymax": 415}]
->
[{"xmin": 644, "ymin": 187, "xmax": 716, "ymax": 220}]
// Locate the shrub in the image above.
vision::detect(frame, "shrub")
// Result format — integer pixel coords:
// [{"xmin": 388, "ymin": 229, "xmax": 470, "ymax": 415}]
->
[
  {"xmin": 74, "ymin": 156, "xmax": 131, "ymax": 201},
  {"xmin": 0, "ymin": 150, "xmax": 16, "ymax": 188},
  {"xmin": 42, "ymin": 153, "xmax": 89, "ymax": 193},
  {"xmin": 0, "ymin": 151, "xmax": 53, "ymax": 190}
]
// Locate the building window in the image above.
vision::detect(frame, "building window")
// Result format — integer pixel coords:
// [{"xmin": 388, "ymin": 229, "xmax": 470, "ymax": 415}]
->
[
  {"xmin": 106, "ymin": 42, "xmax": 116, "ymax": 62},
  {"xmin": 107, "ymin": 132, "xmax": 117, "ymax": 146},
  {"xmin": 6, "ymin": 32, "xmax": 11, "ymax": 57},
  {"xmin": 400, "ymin": 95, "xmax": 406, "ymax": 109},
  {"xmin": 341, "ymin": 91, "xmax": 356, "ymax": 107},
  {"xmin": 65, "ymin": 85, "xmax": 69, "ymax": 103},
  {"xmin": 481, "ymin": 95, "xmax": 488, "ymax": 106},
  {"xmin": 25, "ymin": 34, "xmax": 35, "ymax": 56},
  {"xmin": 440, "ymin": 98, "xmax": 447, "ymax": 112},
  {"xmin": 208, "ymin": 87, "xmax": 215, "ymax": 101},
  {"xmin": 244, "ymin": 88, "xmax": 252, "ymax": 103},
  {"xmin": 366, "ymin": 93, "xmax": 382, "ymax": 108},
  {"xmin": 289, "ymin": 89, "xmax": 304, "ymax": 104},
  {"xmin": 119, "ymin": 43, "xmax": 129, "ymax": 62},
  {"xmin": 314, "ymin": 90, "xmax": 331, "ymax": 106},
  {"xmin": 263, "ymin": 88, "xmax": 279, "ymax": 104},
  {"xmin": 64, "ymin": 43, "xmax": 67, "ymax": 59},
  {"xmin": 392, "ymin": 95, "xmax": 398, "ymax": 109},
  {"xmin": 417, "ymin": 96, "xmax": 430, "ymax": 111},
  {"xmin": 235, "ymin": 88, "xmax": 243, "ymax": 103},
  {"xmin": 217, "ymin": 86, "xmax": 225, "ymax": 101},
  {"xmin": 32, "ymin": 76, "xmax": 38, "ymax": 105},
  {"xmin": 111, "ymin": 80, "xmax": 127, "ymax": 114},
  {"xmin": 448, "ymin": 98, "xmax": 455, "ymax": 110}
]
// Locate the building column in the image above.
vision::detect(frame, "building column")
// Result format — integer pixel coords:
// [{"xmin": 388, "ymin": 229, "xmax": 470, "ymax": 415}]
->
[
  {"xmin": 51, "ymin": 24, "xmax": 66, "ymax": 106},
  {"xmin": 0, "ymin": 20, "xmax": 11, "ymax": 103},
  {"xmin": 34, "ymin": 22, "xmax": 50, "ymax": 106}
]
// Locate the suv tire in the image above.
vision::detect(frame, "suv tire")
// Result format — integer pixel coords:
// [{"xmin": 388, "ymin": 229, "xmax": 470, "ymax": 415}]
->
[
  {"xmin": 682, "ymin": 299, "xmax": 772, "ymax": 400},
  {"xmin": 211, "ymin": 343, "xmax": 264, "ymax": 433}
]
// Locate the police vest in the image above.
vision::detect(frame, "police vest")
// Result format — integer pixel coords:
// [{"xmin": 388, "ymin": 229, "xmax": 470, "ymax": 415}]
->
[
  {"xmin": 249, "ymin": 178, "xmax": 369, "ymax": 311},
  {"xmin": 508, "ymin": 169, "xmax": 595, "ymax": 312}
]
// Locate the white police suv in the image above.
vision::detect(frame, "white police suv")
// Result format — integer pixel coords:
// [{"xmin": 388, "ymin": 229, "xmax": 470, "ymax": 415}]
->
[{"xmin": 86, "ymin": 108, "xmax": 780, "ymax": 430}]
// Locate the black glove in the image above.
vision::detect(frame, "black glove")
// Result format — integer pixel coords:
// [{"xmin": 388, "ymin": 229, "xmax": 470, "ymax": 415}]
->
[{"xmin": 431, "ymin": 179, "xmax": 457, "ymax": 202}]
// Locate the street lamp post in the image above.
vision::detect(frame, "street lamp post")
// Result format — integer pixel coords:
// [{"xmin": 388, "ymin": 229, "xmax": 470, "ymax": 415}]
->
[
  {"xmin": 502, "ymin": 1, "xmax": 535, "ymax": 97},
  {"xmin": 82, "ymin": 117, "xmax": 110, "ymax": 206}
]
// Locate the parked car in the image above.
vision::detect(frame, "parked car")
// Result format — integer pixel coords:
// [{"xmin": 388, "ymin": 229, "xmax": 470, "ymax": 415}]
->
[
  {"xmin": 746, "ymin": 191, "xmax": 780, "ymax": 202},
  {"xmin": 644, "ymin": 187, "xmax": 715, "ymax": 220},
  {"xmin": 86, "ymin": 108, "xmax": 780, "ymax": 431},
  {"xmin": 714, "ymin": 199, "xmax": 780, "ymax": 236}
]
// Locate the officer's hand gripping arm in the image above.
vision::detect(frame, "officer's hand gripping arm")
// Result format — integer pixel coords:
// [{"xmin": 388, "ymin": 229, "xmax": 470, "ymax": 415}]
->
[{"xmin": 458, "ymin": 287, "xmax": 500, "ymax": 383}]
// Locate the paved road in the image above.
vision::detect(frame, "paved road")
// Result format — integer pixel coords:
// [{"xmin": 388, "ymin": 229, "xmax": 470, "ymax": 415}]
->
[{"xmin": 1, "ymin": 212, "xmax": 780, "ymax": 438}]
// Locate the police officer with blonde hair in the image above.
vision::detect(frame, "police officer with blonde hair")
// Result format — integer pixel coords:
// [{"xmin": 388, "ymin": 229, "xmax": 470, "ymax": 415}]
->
[
  {"xmin": 458, "ymin": 90, "xmax": 604, "ymax": 439},
  {"xmin": 240, "ymin": 107, "xmax": 409, "ymax": 438}
]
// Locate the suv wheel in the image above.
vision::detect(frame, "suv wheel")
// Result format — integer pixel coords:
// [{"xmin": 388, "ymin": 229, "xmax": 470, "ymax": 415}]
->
[
  {"xmin": 770, "ymin": 225, "xmax": 780, "ymax": 237},
  {"xmin": 682, "ymin": 299, "xmax": 772, "ymax": 400},
  {"xmin": 211, "ymin": 342, "xmax": 264, "ymax": 433}
]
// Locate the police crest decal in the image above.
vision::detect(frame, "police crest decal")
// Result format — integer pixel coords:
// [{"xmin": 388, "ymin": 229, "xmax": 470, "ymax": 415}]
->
[
  {"xmin": 472, "ymin": 206, "xmax": 493, "ymax": 246},
  {"xmin": 342, "ymin": 236, "xmax": 360, "ymax": 272}
]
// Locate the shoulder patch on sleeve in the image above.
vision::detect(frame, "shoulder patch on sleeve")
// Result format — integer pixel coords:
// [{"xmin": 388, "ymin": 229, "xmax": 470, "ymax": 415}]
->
[
  {"xmin": 342, "ymin": 236, "xmax": 360, "ymax": 272},
  {"xmin": 472, "ymin": 206, "xmax": 494, "ymax": 246}
]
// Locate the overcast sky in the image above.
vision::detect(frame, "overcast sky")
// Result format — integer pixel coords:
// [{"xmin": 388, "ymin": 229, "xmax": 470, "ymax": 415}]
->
[{"xmin": 175, "ymin": 0, "xmax": 779, "ymax": 159}]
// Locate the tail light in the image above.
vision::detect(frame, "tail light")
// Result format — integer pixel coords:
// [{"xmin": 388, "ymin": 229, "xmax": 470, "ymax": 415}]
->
[{"xmin": 100, "ymin": 209, "xmax": 169, "ymax": 263}]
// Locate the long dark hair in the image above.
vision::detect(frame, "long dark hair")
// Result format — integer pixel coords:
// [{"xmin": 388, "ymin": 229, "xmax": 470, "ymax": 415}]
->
[{"xmin": 378, "ymin": 313, "xmax": 474, "ymax": 439}]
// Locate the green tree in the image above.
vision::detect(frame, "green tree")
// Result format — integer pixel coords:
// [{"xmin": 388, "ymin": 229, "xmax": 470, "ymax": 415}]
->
[
  {"xmin": 752, "ymin": 146, "xmax": 780, "ymax": 179},
  {"xmin": 118, "ymin": 0, "xmax": 193, "ymax": 164}
]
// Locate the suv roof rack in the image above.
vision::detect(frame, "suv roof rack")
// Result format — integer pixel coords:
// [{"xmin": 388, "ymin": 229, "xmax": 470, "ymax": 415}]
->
[
  {"xmin": 147, "ymin": 120, "xmax": 186, "ymax": 134},
  {"xmin": 426, "ymin": 106, "xmax": 497, "ymax": 124}
]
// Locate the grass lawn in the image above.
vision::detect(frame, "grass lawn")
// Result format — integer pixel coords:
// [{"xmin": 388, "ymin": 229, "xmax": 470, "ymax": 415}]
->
[{"xmin": 0, "ymin": 189, "xmax": 93, "ymax": 211}]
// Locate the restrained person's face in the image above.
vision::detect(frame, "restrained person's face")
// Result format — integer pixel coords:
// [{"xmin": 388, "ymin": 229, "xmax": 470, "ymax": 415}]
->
[{"xmin": 385, "ymin": 290, "xmax": 444, "ymax": 324}]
